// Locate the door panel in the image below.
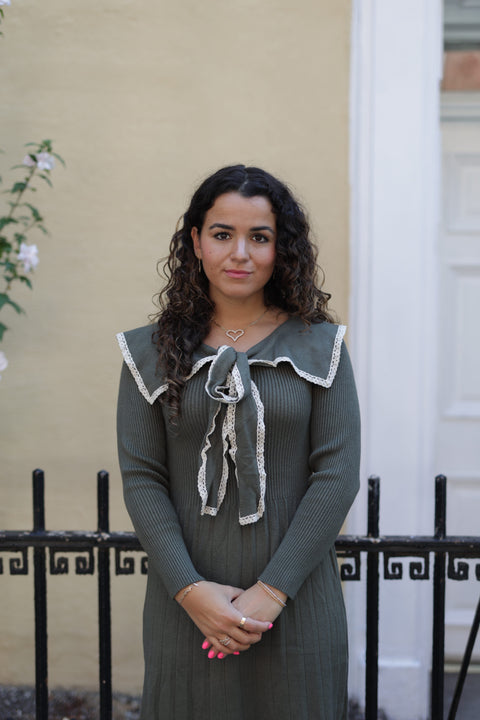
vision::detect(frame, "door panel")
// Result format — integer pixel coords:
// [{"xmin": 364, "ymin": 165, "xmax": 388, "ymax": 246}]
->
[{"xmin": 440, "ymin": 112, "xmax": 480, "ymax": 660}]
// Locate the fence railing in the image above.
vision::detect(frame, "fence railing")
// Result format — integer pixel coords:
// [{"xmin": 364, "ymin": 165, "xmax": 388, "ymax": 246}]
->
[{"xmin": 1, "ymin": 471, "xmax": 479, "ymax": 720}]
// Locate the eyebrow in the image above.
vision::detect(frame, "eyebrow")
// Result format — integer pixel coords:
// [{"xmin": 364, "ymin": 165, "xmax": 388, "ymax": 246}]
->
[{"xmin": 208, "ymin": 222, "xmax": 275, "ymax": 234}]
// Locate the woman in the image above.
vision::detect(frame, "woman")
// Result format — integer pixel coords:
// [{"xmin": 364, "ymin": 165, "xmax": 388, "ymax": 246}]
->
[{"xmin": 116, "ymin": 165, "xmax": 360, "ymax": 719}]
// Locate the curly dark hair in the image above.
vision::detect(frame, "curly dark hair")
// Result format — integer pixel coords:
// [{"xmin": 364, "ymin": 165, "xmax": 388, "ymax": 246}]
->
[{"xmin": 154, "ymin": 164, "xmax": 334, "ymax": 415}]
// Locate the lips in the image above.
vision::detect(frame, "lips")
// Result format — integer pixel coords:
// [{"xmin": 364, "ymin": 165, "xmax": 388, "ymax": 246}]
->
[{"xmin": 225, "ymin": 270, "xmax": 251, "ymax": 279}]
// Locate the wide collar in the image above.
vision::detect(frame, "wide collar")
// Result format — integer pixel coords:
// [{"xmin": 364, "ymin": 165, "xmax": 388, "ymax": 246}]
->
[
  {"xmin": 117, "ymin": 317, "xmax": 345, "ymax": 406},
  {"xmin": 117, "ymin": 318, "xmax": 346, "ymax": 525}
]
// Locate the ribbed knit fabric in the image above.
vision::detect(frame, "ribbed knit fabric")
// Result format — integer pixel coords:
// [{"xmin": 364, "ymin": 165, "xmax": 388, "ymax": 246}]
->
[{"xmin": 116, "ymin": 320, "xmax": 360, "ymax": 720}]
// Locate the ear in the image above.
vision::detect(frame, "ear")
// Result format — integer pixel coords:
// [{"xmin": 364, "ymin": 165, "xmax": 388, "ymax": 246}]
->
[{"xmin": 191, "ymin": 227, "xmax": 201, "ymax": 258}]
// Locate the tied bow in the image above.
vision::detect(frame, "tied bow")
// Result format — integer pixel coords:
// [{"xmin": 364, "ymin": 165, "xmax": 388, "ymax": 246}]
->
[{"xmin": 197, "ymin": 345, "xmax": 266, "ymax": 525}]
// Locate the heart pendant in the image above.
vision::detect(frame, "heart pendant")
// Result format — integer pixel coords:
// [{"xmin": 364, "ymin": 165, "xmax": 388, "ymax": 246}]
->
[{"xmin": 225, "ymin": 329, "xmax": 245, "ymax": 342}]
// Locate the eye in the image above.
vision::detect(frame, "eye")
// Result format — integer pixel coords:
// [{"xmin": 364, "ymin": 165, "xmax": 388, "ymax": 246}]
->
[
  {"xmin": 251, "ymin": 233, "xmax": 270, "ymax": 244},
  {"xmin": 214, "ymin": 231, "xmax": 231, "ymax": 241}
]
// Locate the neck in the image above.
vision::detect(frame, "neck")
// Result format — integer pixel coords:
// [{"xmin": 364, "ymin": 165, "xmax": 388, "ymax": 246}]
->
[
  {"xmin": 212, "ymin": 295, "xmax": 267, "ymax": 323},
  {"xmin": 214, "ymin": 306, "xmax": 267, "ymax": 326}
]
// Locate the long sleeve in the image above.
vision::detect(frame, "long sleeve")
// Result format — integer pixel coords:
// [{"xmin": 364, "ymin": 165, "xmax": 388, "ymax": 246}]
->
[
  {"xmin": 116, "ymin": 362, "xmax": 205, "ymax": 597},
  {"xmin": 258, "ymin": 345, "xmax": 361, "ymax": 598}
]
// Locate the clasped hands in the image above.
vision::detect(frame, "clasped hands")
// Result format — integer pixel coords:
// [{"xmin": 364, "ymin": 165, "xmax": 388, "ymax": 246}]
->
[{"xmin": 175, "ymin": 580, "xmax": 287, "ymax": 659}]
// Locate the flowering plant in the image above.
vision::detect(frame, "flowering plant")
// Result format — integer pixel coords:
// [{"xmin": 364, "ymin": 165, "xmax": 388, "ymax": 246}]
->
[{"xmin": 0, "ymin": 139, "xmax": 64, "ymax": 378}]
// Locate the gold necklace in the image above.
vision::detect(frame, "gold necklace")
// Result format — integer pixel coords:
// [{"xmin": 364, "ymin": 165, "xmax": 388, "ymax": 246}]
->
[{"xmin": 213, "ymin": 309, "xmax": 268, "ymax": 343}]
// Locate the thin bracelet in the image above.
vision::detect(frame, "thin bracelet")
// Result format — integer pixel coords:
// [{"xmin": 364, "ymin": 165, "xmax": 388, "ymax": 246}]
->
[
  {"xmin": 177, "ymin": 582, "xmax": 199, "ymax": 605},
  {"xmin": 257, "ymin": 580, "xmax": 287, "ymax": 608}
]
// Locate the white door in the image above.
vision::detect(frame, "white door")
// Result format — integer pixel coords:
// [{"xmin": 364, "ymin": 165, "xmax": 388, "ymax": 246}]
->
[{"xmin": 440, "ymin": 94, "xmax": 480, "ymax": 660}]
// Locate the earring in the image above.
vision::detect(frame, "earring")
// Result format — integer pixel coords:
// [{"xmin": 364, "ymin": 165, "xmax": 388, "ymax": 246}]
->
[{"xmin": 198, "ymin": 258, "xmax": 202, "ymax": 273}]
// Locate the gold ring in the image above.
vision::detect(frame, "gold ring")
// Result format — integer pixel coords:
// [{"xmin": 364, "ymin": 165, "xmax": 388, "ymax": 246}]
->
[
  {"xmin": 220, "ymin": 636, "xmax": 231, "ymax": 647},
  {"xmin": 239, "ymin": 617, "xmax": 247, "ymax": 627}
]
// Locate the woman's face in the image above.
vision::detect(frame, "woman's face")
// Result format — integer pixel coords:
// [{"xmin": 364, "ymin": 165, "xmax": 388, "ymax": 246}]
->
[{"xmin": 191, "ymin": 192, "xmax": 276, "ymax": 307}]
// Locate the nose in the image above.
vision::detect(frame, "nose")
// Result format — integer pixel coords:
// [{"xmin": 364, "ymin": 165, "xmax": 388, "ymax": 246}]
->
[{"xmin": 231, "ymin": 236, "xmax": 249, "ymax": 261}]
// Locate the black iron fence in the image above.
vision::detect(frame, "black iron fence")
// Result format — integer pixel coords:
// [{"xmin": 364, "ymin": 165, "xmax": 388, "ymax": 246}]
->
[{"xmin": 1, "ymin": 471, "xmax": 479, "ymax": 720}]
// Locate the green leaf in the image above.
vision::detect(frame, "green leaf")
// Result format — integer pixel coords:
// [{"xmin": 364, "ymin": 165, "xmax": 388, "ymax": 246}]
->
[
  {"xmin": 0, "ymin": 217, "xmax": 18, "ymax": 231},
  {"xmin": 0, "ymin": 294, "xmax": 24, "ymax": 314},
  {"xmin": 0, "ymin": 246, "xmax": 12, "ymax": 265},
  {"xmin": 19, "ymin": 276, "xmax": 33, "ymax": 289},
  {"xmin": 37, "ymin": 225, "xmax": 49, "ymax": 235},
  {"xmin": 52, "ymin": 152, "xmax": 66, "ymax": 167},
  {"xmin": 10, "ymin": 182, "xmax": 27, "ymax": 194},
  {"xmin": 0, "ymin": 323, "xmax": 8, "ymax": 342},
  {"xmin": 38, "ymin": 174, "xmax": 53, "ymax": 187},
  {"xmin": 24, "ymin": 203, "xmax": 43, "ymax": 222}
]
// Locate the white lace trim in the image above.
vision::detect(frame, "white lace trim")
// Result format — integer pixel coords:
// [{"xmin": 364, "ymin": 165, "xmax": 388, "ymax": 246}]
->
[
  {"xmin": 198, "ymin": 402, "xmax": 223, "ymax": 517},
  {"xmin": 188, "ymin": 354, "xmax": 215, "ymax": 379},
  {"xmin": 116, "ymin": 332, "xmax": 167, "ymax": 405},
  {"xmin": 248, "ymin": 324, "xmax": 346, "ymax": 387},
  {"xmin": 238, "ymin": 380, "xmax": 266, "ymax": 526},
  {"xmin": 231, "ymin": 361, "xmax": 245, "ymax": 401},
  {"xmin": 211, "ymin": 379, "xmax": 233, "ymax": 512}
]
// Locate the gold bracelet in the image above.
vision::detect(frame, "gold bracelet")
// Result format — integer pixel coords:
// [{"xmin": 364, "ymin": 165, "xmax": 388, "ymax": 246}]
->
[
  {"xmin": 257, "ymin": 580, "xmax": 287, "ymax": 608},
  {"xmin": 177, "ymin": 582, "xmax": 199, "ymax": 605}
]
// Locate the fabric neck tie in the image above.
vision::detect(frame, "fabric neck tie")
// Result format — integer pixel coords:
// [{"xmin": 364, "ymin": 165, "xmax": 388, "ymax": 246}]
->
[{"xmin": 197, "ymin": 345, "xmax": 266, "ymax": 525}]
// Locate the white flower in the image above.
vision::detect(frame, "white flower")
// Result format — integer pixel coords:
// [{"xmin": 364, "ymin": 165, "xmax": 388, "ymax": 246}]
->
[
  {"xmin": 0, "ymin": 1, "xmax": 12, "ymax": 7},
  {"xmin": 36, "ymin": 152, "xmax": 55, "ymax": 171},
  {"xmin": 22, "ymin": 152, "xmax": 55, "ymax": 171},
  {"xmin": 0, "ymin": 351, "xmax": 8, "ymax": 380},
  {"xmin": 17, "ymin": 243, "xmax": 39, "ymax": 273}
]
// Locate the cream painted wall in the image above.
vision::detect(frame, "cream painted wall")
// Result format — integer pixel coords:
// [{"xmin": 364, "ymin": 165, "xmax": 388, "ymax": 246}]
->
[{"xmin": 0, "ymin": 0, "xmax": 351, "ymax": 691}]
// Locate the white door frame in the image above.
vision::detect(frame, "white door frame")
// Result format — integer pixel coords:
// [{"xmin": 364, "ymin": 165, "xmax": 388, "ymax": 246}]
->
[{"xmin": 348, "ymin": 1, "xmax": 443, "ymax": 717}]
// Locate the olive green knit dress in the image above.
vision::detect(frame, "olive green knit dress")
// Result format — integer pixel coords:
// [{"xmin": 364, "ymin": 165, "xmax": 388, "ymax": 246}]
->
[{"xmin": 116, "ymin": 317, "xmax": 360, "ymax": 720}]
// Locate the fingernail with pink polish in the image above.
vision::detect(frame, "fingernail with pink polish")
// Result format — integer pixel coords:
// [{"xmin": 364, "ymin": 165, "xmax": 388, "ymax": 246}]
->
[
  {"xmin": 208, "ymin": 650, "xmax": 215, "ymax": 659},
  {"xmin": 202, "ymin": 640, "xmax": 209, "ymax": 650},
  {"xmin": 268, "ymin": 623, "xmax": 273, "ymax": 629},
  {"xmin": 217, "ymin": 652, "xmax": 225, "ymax": 659},
  {"xmin": 234, "ymin": 651, "xmax": 240, "ymax": 655}
]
